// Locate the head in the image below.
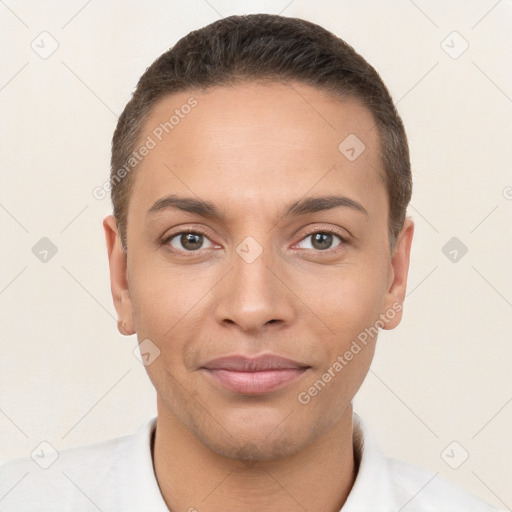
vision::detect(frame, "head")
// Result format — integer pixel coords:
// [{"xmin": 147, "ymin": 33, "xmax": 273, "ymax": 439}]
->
[{"xmin": 104, "ymin": 14, "xmax": 414, "ymax": 461}]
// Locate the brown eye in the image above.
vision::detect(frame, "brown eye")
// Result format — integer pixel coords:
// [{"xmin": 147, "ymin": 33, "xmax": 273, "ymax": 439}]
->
[
  {"xmin": 312, "ymin": 232, "xmax": 334, "ymax": 250},
  {"xmin": 166, "ymin": 232, "xmax": 214, "ymax": 252},
  {"xmin": 296, "ymin": 231, "xmax": 344, "ymax": 251}
]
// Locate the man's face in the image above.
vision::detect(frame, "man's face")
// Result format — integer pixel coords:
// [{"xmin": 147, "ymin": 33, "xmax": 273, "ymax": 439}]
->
[{"xmin": 105, "ymin": 81, "xmax": 413, "ymax": 461}]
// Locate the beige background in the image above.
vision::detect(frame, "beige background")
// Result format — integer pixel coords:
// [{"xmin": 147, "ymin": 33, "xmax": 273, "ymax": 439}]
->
[{"xmin": 1, "ymin": 0, "xmax": 511, "ymax": 508}]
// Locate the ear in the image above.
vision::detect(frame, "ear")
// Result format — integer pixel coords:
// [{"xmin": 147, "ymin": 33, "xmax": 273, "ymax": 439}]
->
[
  {"xmin": 103, "ymin": 215, "xmax": 135, "ymax": 336},
  {"xmin": 381, "ymin": 217, "xmax": 414, "ymax": 330}
]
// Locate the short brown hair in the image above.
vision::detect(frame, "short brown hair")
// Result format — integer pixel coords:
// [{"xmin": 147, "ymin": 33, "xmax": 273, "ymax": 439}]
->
[{"xmin": 111, "ymin": 13, "xmax": 412, "ymax": 251}]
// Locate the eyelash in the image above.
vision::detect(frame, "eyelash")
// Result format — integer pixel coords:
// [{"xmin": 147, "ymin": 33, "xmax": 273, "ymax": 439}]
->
[
  {"xmin": 161, "ymin": 227, "xmax": 349, "ymax": 257},
  {"xmin": 295, "ymin": 227, "xmax": 349, "ymax": 252}
]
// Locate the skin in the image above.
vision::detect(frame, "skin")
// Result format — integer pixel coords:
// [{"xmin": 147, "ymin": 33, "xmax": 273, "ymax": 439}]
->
[{"xmin": 104, "ymin": 81, "xmax": 414, "ymax": 512}]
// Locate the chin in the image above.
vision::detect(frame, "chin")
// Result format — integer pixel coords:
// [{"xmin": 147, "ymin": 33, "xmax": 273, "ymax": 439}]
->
[
  {"xmin": 189, "ymin": 411, "xmax": 320, "ymax": 463},
  {"xmin": 202, "ymin": 430, "xmax": 302, "ymax": 463}
]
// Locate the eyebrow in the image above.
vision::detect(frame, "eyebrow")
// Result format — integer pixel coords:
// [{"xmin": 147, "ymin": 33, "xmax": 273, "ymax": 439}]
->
[{"xmin": 146, "ymin": 194, "xmax": 368, "ymax": 220}]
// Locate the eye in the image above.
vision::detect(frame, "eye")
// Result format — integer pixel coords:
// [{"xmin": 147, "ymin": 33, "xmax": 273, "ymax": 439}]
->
[
  {"xmin": 164, "ymin": 231, "xmax": 215, "ymax": 252},
  {"xmin": 295, "ymin": 230, "xmax": 346, "ymax": 252}
]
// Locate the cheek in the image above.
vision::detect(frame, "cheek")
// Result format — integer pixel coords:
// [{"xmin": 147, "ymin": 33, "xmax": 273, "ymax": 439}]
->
[
  {"xmin": 128, "ymin": 262, "xmax": 214, "ymax": 375},
  {"xmin": 128, "ymin": 258, "xmax": 199, "ymax": 335},
  {"xmin": 296, "ymin": 340, "xmax": 375, "ymax": 434},
  {"xmin": 309, "ymin": 262, "xmax": 388, "ymax": 336},
  {"xmin": 295, "ymin": 268, "xmax": 384, "ymax": 416}
]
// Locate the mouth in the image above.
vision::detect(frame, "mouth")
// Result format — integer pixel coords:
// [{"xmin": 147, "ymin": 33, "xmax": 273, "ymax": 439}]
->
[{"xmin": 201, "ymin": 354, "xmax": 311, "ymax": 395}]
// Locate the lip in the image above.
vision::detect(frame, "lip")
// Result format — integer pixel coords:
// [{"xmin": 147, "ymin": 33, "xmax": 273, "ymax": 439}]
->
[{"xmin": 201, "ymin": 354, "xmax": 310, "ymax": 394}]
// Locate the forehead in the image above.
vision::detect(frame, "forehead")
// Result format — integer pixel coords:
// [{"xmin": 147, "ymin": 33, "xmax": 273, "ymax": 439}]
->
[{"xmin": 129, "ymin": 81, "xmax": 387, "ymax": 222}]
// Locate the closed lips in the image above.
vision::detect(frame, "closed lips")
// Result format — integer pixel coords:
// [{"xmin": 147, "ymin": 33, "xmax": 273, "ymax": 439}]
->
[
  {"xmin": 201, "ymin": 354, "xmax": 310, "ymax": 371},
  {"xmin": 201, "ymin": 354, "xmax": 311, "ymax": 394}
]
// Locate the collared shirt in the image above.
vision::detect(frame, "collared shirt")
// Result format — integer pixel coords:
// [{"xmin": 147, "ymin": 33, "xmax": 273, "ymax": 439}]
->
[{"xmin": 0, "ymin": 412, "xmax": 503, "ymax": 511}]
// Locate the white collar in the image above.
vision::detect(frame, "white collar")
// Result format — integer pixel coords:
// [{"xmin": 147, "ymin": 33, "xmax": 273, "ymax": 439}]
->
[
  {"xmin": 342, "ymin": 412, "xmax": 398, "ymax": 511},
  {"xmin": 115, "ymin": 411, "xmax": 397, "ymax": 511},
  {"xmin": 116, "ymin": 416, "xmax": 168, "ymax": 511}
]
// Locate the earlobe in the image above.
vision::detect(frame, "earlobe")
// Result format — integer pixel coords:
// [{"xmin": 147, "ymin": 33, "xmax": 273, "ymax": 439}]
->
[
  {"xmin": 116, "ymin": 289, "xmax": 135, "ymax": 335},
  {"xmin": 381, "ymin": 217, "xmax": 414, "ymax": 330},
  {"xmin": 117, "ymin": 312, "xmax": 134, "ymax": 336},
  {"xmin": 103, "ymin": 215, "xmax": 135, "ymax": 336}
]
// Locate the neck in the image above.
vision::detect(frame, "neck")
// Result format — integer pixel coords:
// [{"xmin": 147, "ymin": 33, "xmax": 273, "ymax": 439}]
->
[{"xmin": 152, "ymin": 401, "xmax": 357, "ymax": 512}]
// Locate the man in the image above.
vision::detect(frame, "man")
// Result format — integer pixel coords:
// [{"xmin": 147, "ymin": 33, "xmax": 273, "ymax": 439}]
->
[{"xmin": 0, "ymin": 13, "xmax": 503, "ymax": 512}]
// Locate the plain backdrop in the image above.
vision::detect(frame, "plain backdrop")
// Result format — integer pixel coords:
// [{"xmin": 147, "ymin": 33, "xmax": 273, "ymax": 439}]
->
[{"xmin": 1, "ymin": 0, "xmax": 511, "ymax": 508}]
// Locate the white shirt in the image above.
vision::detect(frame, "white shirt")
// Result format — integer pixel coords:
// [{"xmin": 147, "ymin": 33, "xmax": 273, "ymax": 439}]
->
[{"xmin": 0, "ymin": 412, "xmax": 503, "ymax": 511}]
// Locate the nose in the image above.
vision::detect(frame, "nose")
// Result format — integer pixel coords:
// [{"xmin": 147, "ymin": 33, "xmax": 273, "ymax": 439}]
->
[{"xmin": 212, "ymin": 241, "xmax": 296, "ymax": 334}]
